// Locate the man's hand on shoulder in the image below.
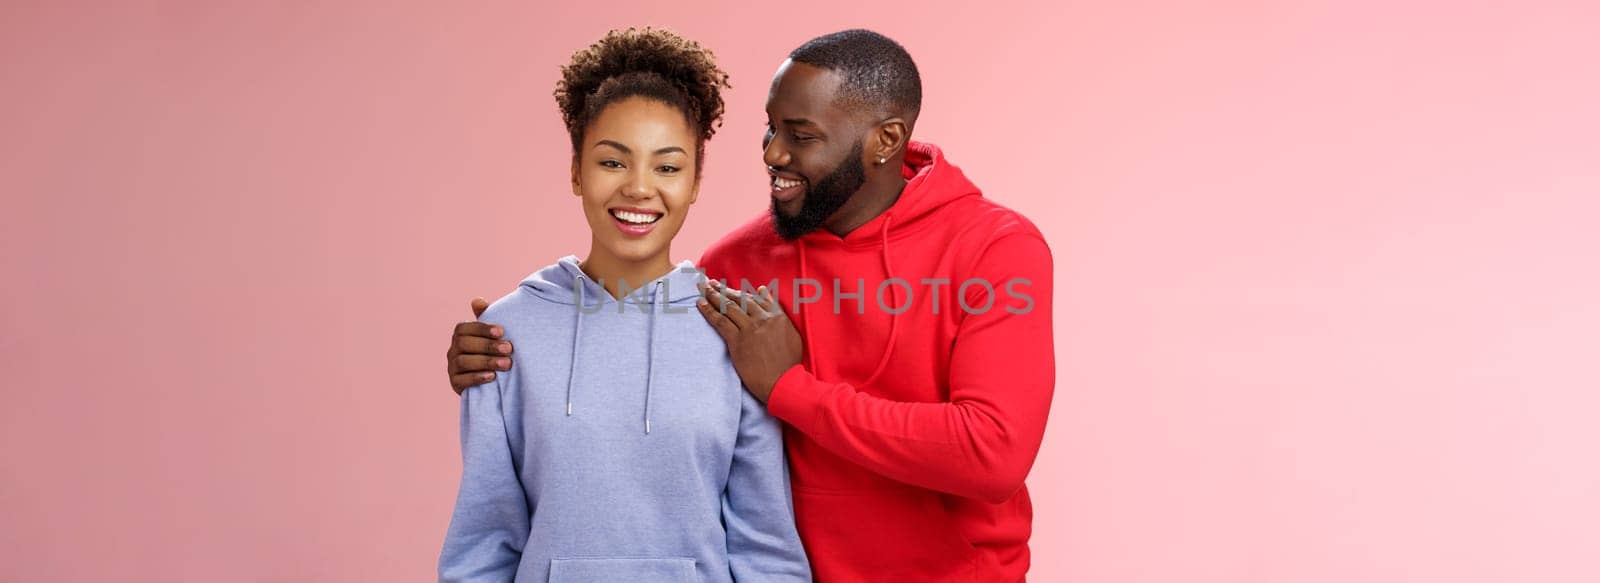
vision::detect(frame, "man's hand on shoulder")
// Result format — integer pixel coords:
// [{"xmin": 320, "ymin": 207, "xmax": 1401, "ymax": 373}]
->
[{"xmin": 447, "ymin": 297, "xmax": 514, "ymax": 395}]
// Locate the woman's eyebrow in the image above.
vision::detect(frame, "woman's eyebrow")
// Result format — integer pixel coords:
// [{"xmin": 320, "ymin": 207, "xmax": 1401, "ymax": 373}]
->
[
  {"xmin": 594, "ymin": 141, "xmax": 686, "ymax": 156},
  {"xmin": 594, "ymin": 139, "xmax": 630, "ymax": 153}
]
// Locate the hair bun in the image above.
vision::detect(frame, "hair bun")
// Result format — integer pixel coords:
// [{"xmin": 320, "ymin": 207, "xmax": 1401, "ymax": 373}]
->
[{"xmin": 555, "ymin": 28, "xmax": 731, "ymax": 151}]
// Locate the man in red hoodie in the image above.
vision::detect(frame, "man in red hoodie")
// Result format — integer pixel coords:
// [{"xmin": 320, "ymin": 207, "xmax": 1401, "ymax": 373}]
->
[{"xmin": 447, "ymin": 30, "xmax": 1054, "ymax": 581}]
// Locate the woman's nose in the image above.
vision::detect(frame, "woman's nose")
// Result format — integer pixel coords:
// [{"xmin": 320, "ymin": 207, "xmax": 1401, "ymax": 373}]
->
[{"xmin": 622, "ymin": 171, "xmax": 653, "ymax": 199}]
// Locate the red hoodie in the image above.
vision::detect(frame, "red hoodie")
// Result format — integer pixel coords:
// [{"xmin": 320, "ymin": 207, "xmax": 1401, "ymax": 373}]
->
[{"xmin": 699, "ymin": 142, "xmax": 1055, "ymax": 582}]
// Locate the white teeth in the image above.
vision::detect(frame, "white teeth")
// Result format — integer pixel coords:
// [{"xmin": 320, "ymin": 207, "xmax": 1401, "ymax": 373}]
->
[
  {"xmin": 611, "ymin": 209, "xmax": 662, "ymax": 225},
  {"xmin": 772, "ymin": 177, "xmax": 802, "ymax": 190}
]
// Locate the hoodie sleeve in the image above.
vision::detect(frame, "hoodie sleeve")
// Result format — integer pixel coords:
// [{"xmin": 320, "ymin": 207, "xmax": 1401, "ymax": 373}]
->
[
  {"xmin": 438, "ymin": 377, "xmax": 529, "ymax": 582},
  {"xmin": 765, "ymin": 232, "xmax": 1055, "ymax": 504},
  {"xmin": 723, "ymin": 387, "xmax": 813, "ymax": 581}
]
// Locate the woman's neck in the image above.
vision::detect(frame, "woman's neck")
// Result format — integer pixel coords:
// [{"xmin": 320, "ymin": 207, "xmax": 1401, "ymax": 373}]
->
[{"xmin": 578, "ymin": 247, "xmax": 675, "ymax": 300}]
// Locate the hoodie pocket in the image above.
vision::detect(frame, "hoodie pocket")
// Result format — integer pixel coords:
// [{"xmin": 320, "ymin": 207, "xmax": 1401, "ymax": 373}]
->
[{"xmin": 548, "ymin": 557, "xmax": 696, "ymax": 582}]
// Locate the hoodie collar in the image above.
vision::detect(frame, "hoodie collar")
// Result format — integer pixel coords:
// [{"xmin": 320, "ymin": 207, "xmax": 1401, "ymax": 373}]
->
[{"xmin": 522, "ymin": 255, "xmax": 705, "ymax": 306}]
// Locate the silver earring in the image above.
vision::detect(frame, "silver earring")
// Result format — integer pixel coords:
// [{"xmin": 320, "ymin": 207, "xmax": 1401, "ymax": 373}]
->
[{"xmin": 877, "ymin": 157, "xmax": 887, "ymax": 165}]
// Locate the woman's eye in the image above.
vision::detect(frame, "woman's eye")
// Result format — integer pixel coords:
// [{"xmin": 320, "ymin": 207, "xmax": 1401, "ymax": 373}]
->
[
  {"xmin": 600, "ymin": 160, "xmax": 624, "ymax": 169},
  {"xmin": 658, "ymin": 165, "xmax": 681, "ymax": 174}
]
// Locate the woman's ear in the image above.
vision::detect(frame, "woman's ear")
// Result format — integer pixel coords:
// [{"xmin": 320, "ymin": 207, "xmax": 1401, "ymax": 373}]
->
[
  {"xmin": 691, "ymin": 166, "xmax": 702, "ymax": 204},
  {"xmin": 570, "ymin": 156, "xmax": 582, "ymax": 196}
]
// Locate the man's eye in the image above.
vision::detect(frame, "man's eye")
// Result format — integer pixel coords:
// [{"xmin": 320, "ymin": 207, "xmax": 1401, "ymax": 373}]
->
[{"xmin": 792, "ymin": 134, "xmax": 814, "ymax": 143}]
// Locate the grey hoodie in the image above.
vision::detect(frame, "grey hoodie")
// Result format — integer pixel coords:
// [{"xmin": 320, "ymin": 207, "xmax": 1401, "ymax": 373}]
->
[{"xmin": 439, "ymin": 256, "xmax": 811, "ymax": 582}]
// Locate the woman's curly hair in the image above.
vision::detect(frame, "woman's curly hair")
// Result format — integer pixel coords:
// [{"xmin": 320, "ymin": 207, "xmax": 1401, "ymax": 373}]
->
[{"xmin": 555, "ymin": 28, "xmax": 731, "ymax": 173}]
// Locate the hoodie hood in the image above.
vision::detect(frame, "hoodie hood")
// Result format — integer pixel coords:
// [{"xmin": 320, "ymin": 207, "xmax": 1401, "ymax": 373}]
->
[
  {"xmin": 797, "ymin": 141, "xmax": 982, "ymax": 248},
  {"xmin": 521, "ymin": 255, "xmax": 707, "ymax": 307}
]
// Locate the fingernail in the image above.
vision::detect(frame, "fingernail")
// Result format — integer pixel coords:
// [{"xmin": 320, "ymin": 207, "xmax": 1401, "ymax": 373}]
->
[
  {"xmin": 490, "ymin": 326, "xmax": 503, "ymax": 337},
  {"xmin": 495, "ymin": 358, "xmax": 510, "ymax": 369},
  {"xmin": 479, "ymin": 373, "xmax": 494, "ymax": 381},
  {"xmin": 498, "ymin": 343, "xmax": 512, "ymax": 353}
]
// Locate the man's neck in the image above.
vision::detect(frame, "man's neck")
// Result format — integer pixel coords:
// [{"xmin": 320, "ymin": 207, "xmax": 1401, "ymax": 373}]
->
[{"xmin": 824, "ymin": 174, "xmax": 908, "ymax": 237}]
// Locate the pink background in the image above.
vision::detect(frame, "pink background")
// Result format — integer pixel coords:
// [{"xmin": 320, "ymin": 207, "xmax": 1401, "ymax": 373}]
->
[{"xmin": 4, "ymin": 1, "xmax": 1597, "ymax": 581}]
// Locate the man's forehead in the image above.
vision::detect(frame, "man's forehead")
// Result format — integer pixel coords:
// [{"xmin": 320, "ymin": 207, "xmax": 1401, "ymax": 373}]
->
[{"xmin": 767, "ymin": 60, "xmax": 845, "ymax": 117}]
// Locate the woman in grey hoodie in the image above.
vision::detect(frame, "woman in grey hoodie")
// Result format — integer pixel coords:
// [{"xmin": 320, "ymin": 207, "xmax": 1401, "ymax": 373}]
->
[{"xmin": 438, "ymin": 29, "xmax": 810, "ymax": 582}]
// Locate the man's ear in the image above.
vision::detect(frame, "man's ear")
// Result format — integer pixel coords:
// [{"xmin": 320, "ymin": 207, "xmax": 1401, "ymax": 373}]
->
[
  {"xmin": 872, "ymin": 118, "xmax": 910, "ymax": 164},
  {"xmin": 570, "ymin": 156, "xmax": 582, "ymax": 196}
]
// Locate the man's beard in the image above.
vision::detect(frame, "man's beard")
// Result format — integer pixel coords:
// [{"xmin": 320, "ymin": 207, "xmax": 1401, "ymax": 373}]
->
[{"xmin": 771, "ymin": 140, "xmax": 866, "ymax": 240}]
